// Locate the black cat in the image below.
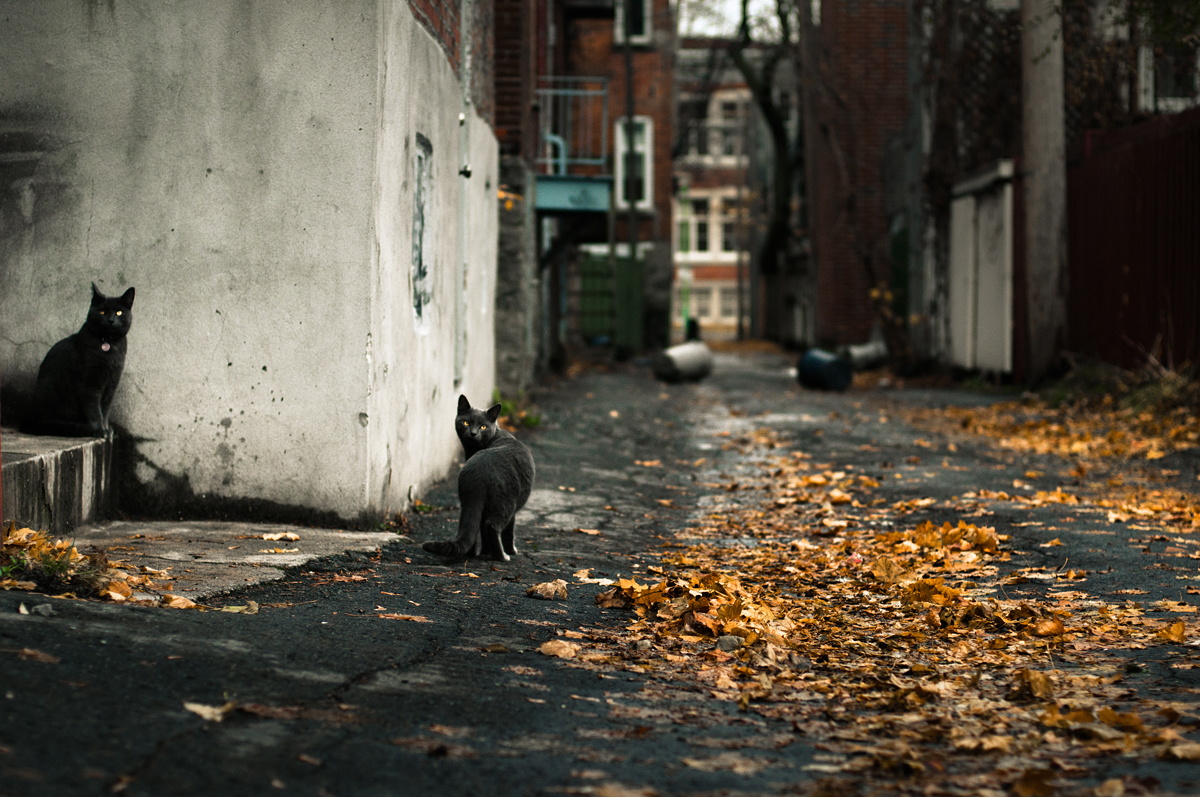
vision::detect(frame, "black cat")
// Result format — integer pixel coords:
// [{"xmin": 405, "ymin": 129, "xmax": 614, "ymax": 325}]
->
[
  {"xmin": 422, "ymin": 395, "xmax": 535, "ymax": 561},
  {"xmin": 22, "ymin": 283, "xmax": 135, "ymax": 438}
]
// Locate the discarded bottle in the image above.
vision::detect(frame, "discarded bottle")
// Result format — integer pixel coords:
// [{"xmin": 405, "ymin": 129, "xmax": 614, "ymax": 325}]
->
[
  {"xmin": 797, "ymin": 348, "xmax": 853, "ymax": 391},
  {"xmin": 653, "ymin": 341, "xmax": 714, "ymax": 383}
]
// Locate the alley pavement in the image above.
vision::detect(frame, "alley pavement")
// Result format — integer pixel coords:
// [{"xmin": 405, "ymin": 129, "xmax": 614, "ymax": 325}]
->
[{"xmin": 2, "ymin": 350, "xmax": 1199, "ymax": 796}]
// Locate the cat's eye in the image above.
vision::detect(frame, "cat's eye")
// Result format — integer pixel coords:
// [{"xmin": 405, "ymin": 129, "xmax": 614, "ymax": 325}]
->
[
  {"xmin": 116, "ymin": 311, "xmax": 122, "ymax": 316},
  {"xmin": 480, "ymin": 426, "xmax": 486, "ymax": 430},
  {"xmin": 98, "ymin": 310, "xmax": 105, "ymax": 314}
]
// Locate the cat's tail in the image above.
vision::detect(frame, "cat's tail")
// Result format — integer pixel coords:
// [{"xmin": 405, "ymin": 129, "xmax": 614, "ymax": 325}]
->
[{"xmin": 421, "ymin": 499, "xmax": 484, "ymax": 559}]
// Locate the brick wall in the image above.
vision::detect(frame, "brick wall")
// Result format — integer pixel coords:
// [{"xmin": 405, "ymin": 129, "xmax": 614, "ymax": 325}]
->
[
  {"xmin": 568, "ymin": 0, "xmax": 675, "ymax": 245},
  {"xmin": 407, "ymin": 0, "xmax": 495, "ymax": 127},
  {"xmin": 808, "ymin": 0, "xmax": 908, "ymax": 346},
  {"xmin": 493, "ymin": 0, "xmax": 529, "ymax": 155}
]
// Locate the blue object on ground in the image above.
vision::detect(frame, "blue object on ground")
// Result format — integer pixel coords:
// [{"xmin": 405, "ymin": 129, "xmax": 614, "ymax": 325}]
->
[{"xmin": 797, "ymin": 348, "xmax": 853, "ymax": 391}]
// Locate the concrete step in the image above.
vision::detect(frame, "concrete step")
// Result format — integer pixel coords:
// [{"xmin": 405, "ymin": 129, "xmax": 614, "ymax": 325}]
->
[{"xmin": 1, "ymin": 427, "xmax": 111, "ymax": 535}]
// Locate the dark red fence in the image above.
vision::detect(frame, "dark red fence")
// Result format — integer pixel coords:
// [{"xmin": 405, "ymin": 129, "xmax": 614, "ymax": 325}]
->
[{"xmin": 1066, "ymin": 106, "xmax": 1200, "ymax": 371}]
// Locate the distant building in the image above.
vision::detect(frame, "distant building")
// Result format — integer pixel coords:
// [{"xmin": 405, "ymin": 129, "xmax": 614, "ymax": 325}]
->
[
  {"xmin": 672, "ymin": 41, "xmax": 753, "ymax": 342},
  {"xmin": 494, "ymin": 0, "xmax": 677, "ymax": 363}
]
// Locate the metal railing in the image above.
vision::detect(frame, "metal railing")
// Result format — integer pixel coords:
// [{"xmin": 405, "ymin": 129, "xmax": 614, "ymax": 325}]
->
[{"xmin": 536, "ymin": 76, "xmax": 609, "ymax": 174}]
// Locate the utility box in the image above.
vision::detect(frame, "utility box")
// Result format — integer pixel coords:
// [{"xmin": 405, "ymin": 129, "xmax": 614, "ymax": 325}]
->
[{"xmin": 948, "ymin": 160, "xmax": 1015, "ymax": 373}]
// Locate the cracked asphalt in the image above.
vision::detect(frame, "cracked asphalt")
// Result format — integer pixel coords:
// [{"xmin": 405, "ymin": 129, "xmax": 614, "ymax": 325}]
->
[{"xmin": 2, "ymin": 351, "xmax": 1199, "ymax": 796}]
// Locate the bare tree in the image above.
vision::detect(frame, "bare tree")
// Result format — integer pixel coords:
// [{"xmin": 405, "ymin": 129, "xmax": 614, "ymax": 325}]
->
[{"xmin": 726, "ymin": 0, "xmax": 800, "ymax": 276}]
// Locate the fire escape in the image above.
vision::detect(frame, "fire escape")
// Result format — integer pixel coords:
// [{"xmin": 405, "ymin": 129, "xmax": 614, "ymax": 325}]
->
[{"xmin": 534, "ymin": 76, "xmax": 626, "ymax": 348}]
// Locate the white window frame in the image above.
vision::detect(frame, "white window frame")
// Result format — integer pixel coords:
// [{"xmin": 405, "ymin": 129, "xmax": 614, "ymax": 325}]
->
[
  {"xmin": 615, "ymin": 115, "xmax": 654, "ymax": 211},
  {"xmin": 614, "ymin": 0, "xmax": 652, "ymax": 46}
]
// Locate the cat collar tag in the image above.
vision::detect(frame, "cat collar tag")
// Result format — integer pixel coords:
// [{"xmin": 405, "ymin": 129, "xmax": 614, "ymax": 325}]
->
[{"xmin": 101, "ymin": 342, "xmax": 111, "ymax": 352}]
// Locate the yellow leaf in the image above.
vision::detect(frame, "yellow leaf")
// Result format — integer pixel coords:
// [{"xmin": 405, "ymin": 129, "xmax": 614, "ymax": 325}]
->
[
  {"xmin": 538, "ymin": 639, "xmax": 579, "ymax": 659},
  {"xmin": 99, "ymin": 581, "xmax": 133, "ymax": 602},
  {"xmin": 526, "ymin": 580, "xmax": 568, "ymax": 600},
  {"xmin": 1039, "ymin": 538, "xmax": 1063, "ymax": 547},
  {"xmin": 1161, "ymin": 743, "xmax": 1200, "ymax": 761},
  {"xmin": 1034, "ymin": 618, "xmax": 1066, "ymax": 636},
  {"xmin": 161, "ymin": 595, "xmax": 197, "ymax": 609},
  {"xmin": 377, "ymin": 613, "xmax": 432, "ymax": 622},
  {"xmin": 1013, "ymin": 669, "xmax": 1055, "ymax": 699},
  {"xmin": 575, "ymin": 528, "xmax": 601, "ymax": 536},
  {"xmin": 827, "ymin": 489, "xmax": 852, "ymax": 504},
  {"xmin": 183, "ymin": 701, "xmax": 235, "ymax": 722},
  {"xmin": 262, "ymin": 532, "xmax": 300, "ymax": 541},
  {"xmin": 871, "ymin": 557, "xmax": 909, "ymax": 586},
  {"xmin": 1157, "ymin": 621, "xmax": 1187, "ymax": 643}
]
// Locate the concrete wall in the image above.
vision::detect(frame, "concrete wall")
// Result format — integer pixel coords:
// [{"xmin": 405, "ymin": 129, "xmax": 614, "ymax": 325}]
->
[
  {"xmin": 0, "ymin": 1, "xmax": 498, "ymax": 523},
  {"xmin": 369, "ymin": 0, "xmax": 498, "ymax": 516}
]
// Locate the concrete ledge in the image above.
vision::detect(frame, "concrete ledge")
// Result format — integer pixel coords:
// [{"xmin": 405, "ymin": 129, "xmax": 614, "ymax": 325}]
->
[
  {"xmin": 1, "ymin": 427, "xmax": 110, "ymax": 535},
  {"xmin": 72, "ymin": 520, "xmax": 400, "ymax": 600}
]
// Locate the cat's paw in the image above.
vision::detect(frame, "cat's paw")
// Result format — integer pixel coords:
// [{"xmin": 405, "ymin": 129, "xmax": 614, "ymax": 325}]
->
[{"xmin": 422, "ymin": 540, "xmax": 464, "ymax": 558}]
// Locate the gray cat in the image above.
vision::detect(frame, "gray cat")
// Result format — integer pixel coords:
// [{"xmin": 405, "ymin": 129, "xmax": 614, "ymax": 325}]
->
[{"xmin": 422, "ymin": 395, "xmax": 535, "ymax": 561}]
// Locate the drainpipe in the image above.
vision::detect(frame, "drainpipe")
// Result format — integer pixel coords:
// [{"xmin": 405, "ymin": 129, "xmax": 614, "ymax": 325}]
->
[
  {"xmin": 623, "ymin": 0, "xmax": 637, "ymax": 351},
  {"xmin": 455, "ymin": 0, "xmax": 474, "ymax": 386}
]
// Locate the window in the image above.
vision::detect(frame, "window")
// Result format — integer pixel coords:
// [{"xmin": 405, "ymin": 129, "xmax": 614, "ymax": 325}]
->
[
  {"xmin": 720, "ymin": 288, "xmax": 739, "ymax": 318},
  {"xmin": 680, "ymin": 98, "xmax": 709, "ymax": 156},
  {"xmin": 615, "ymin": 116, "xmax": 654, "ymax": 210},
  {"xmin": 722, "ymin": 222, "xmax": 737, "ymax": 252},
  {"xmin": 677, "ymin": 217, "xmax": 691, "ymax": 252},
  {"xmin": 692, "ymin": 199, "xmax": 710, "ymax": 251},
  {"xmin": 1157, "ymin": 44, "xmax": 1199, "ymax": 100},
  {"xmin": 693, "ymin": 287, "xmax": 713, "ymax": 318},
  {"xmin": 614, "ymin": 0, "xmax": 652, "ymax": 45},
  {"xmin": 721, "ymin": 101, "xmax": 741, "ymax": 155}
]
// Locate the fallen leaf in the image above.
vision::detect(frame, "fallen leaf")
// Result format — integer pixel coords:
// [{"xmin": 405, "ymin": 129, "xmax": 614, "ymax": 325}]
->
[
  {"xmin": 575, "ymin": 528, "xmax": 601, "ymax": 536},
  {"xmin": 1013, "ymin": 669, "xmax": 1055, "ymax": 699},
  {"xmin": 183, "ymin": 701, "xmax": 235, "ymax": 722},
  {"xmin": 1161, "ymin": 742, "xmax": 1200, "ymax": 761},
  {"xmin": 1033, "ymin": 618, "xmax": 1066, "ymax": 637},
  {"xmin": 681, "ymin": 752, "xmax": 769, "ymax": 774},
  {"xmin": 161, "ymin": 595, "xmax": 197, "ymax": 609},
  {"xmin": 262, "ymin": 532, "xmax": 301, "ymax": 541},
  {"xmin": 219, "ymin": 601, "xmax": 260, "ymax": 615},
  {"xmin": 526, "ymin": 580, "xmax": 568, "ymax": 600},
  {"xmin": 15, "ymin": 647, "xmax": 59, "ymax": 664},
  {"xmin": 538, "ymin": 639, "xmax": 579, "ymax": 659},
  {"xmin": 377, "ymin": 613, "xmax": 433, "ymax": 622},
  {"xmin": 99, "ymin": 581, "xmax": 133, "ymax": 601},
  {"xmin": 1157, "ymin": 621, "xmax": 1187, "ymax": 643}
]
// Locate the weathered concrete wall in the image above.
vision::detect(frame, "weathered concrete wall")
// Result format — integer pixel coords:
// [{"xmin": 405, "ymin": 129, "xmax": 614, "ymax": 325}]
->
[
  {"xmin": 368, "ymin": 0, "xmax": 499, "ymax": 514},
  {"xmin": 0, "ymin": 1, "xmax": 499, "ymax": 523},
  {"xmin": 0, "ymin": 432, "xmax": 110, "ymax": 535}
]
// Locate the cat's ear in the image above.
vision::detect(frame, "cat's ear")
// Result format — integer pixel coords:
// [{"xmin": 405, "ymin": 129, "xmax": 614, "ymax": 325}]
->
[
  {"xmin": 91, "ymin": 283, "xmax": 105, "ymax": 304},
  {"xmin": 486, "ymin": 404, "xmax": 503, "ymax": 422},
  {"xmin": 457, "ymin": 395, "xmax": 471, "ymax": 414},
  {"xmin": 119, "ymin": 287, "xmax": 135, "ymax": 307}
]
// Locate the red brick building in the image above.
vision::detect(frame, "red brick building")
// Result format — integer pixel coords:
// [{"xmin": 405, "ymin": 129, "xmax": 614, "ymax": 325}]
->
[
  {"xmin": 492, "ymin": 0, "xmax": 676, "ymax": 382},
  {"xmin": 805, "ymin": 1, "xmax": 909, "ymax": 347},
  {"xmin": 672, "ymin": 38, "xmax": 755, "ymax": 341}
]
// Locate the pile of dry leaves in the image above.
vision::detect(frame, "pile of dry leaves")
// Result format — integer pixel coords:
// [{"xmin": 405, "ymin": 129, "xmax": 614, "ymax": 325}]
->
[
  {"xmin": 1, "ymin": 521, "xmax": 191, "ymax": 607},
  {"xmin": 550, "ymin": 432, "xmax": 1200, "ymax": 793}
]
